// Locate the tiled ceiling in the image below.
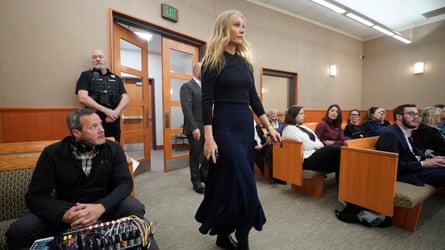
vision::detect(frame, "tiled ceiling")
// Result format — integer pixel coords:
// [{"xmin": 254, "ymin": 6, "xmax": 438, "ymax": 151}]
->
[{"xmin": 246, "ymin": 0, "xmax": 445, "ymax": 41}]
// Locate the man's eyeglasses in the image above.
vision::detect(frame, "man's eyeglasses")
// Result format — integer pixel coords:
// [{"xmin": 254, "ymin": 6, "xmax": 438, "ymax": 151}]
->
[{"xmin": 404, "ymin": 112, "xmax": 419, "ymax": 118}]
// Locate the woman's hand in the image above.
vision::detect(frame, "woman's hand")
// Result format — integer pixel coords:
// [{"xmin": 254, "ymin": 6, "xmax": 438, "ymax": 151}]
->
[
  {"xmin": 323, "ymin": 140, "xmax": 335, "ymax": 145},
  {"xmin": 204, "ymin": 138, "xmax": 218, "ymax": 164},
  {"xmin": 268, "ymin": 127, "xmax": 281, "ymax": 142}
]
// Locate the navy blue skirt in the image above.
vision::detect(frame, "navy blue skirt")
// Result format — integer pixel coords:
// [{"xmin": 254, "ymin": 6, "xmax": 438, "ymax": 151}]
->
[{"xmin": 195, "ymin": 102, "xmax": 266, "ymax": 235}]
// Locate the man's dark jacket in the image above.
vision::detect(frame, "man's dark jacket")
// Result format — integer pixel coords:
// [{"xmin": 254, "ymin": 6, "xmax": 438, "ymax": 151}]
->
[
  {"xmin": 376, "ymin": 124, "xmax": 425, "ymax": 186},
  {"xmin": 25, "ymin": 136, "xmax": 133, "ymax": 225},
  {"xmin": 180, "ymin": 79, "xmax": 203, "ymax": 136}
]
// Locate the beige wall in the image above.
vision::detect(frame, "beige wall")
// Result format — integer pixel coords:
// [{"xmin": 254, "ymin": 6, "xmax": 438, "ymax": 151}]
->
[
  {"xmin": 362, "ymin": 20, "xmax": 445, "ymax": 110},
  {"xmin": 0, "ymin": 0, "xmax": 442, "ymax": 110}
]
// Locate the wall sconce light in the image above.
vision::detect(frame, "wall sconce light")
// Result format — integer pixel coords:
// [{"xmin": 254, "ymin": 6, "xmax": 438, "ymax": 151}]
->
[
  {"xmin": 413, "ymin": 62, "xmax": 424, "ymax": 74},
  {"xmin": 329, "ymin": 65, "xmax": 337, "ymax": 76}
]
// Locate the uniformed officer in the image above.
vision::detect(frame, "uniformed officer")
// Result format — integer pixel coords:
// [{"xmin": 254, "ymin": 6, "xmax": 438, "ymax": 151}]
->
[{"xmin": 76, "ymin": 50, "xmax": 129, "ymax": 142}]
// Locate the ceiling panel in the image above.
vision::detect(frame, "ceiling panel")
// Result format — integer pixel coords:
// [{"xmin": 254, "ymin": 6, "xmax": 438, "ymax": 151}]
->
[{"xmin": 246, "ymin": 0, "xmax": 445, "ymax": 41}]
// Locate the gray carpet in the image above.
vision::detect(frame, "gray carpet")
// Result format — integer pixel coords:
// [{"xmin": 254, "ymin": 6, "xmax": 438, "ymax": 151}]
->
[{"xmin": 134, "ymin": 168, "xmax": 445, "ymax": 250}]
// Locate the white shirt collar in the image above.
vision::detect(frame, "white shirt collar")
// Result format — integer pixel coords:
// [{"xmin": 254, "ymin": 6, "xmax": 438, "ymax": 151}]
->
[{"xmin": 193, "ymin": 77, "xmax": 201, "ymax": 87}]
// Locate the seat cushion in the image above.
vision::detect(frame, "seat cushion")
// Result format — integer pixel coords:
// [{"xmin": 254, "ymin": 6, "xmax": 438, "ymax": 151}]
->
[
  {"xmin": 394, "ymin": 181, "xmax": 437, "ymax": 208},
  {"xmin": 0, "ymin": 168, "xmax": 33, "ymax": 221}
]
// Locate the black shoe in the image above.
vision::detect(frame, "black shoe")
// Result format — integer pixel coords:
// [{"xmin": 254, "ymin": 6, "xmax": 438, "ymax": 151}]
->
[
  {"xmin": 216, "ymin": 235, "xmax": 237, "ymax": 249},
  {"xmin": 270, "ymin": 178, "xmax": 286, "ymax": 185},
  {"xmin": 193, "ymin": 184, "xmax": 204, "ymax": 194}
]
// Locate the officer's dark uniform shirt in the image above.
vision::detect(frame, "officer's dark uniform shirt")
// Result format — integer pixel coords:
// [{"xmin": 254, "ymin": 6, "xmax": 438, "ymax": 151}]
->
[{"xmin": 75, "ymin": 68, "xmax": 127, "ymax": 120}]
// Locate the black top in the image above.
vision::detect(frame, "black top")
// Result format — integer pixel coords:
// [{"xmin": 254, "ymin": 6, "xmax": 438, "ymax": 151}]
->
[
  {"xmin": 344, "ymin": 124, "xmax": 363, "ymax": 138},
  {"xmin": 202, "ymin": 52, "xmax": 265, "ymax": 125},
  {"xmin": 413, "ymin": 123, "xmax": 445, "ymax": 156},
  {"xmin": 362, "ymin": 120, "xmax": 382, "ymax": 137}
]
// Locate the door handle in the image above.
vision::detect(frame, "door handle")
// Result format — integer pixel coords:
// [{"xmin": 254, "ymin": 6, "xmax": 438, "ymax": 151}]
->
[
  {"xmin": 165, "ymin": 109, "xmax": 170, "ymax": 128},
  {"xmin": 122, "ymin": 114, "xmax": 144, "ymax": 120},
  {"xmin": 145, "ymin": 109, "xmax": 150, "ymax": 129}
]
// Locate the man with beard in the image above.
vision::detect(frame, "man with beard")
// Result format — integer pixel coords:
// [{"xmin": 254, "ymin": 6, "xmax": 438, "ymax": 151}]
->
[
  {"xmin": 376, "ymin": 104, "xmax": 445, "ymax": 187},
  {"xmin": 76, "ymin": 49, "xmax": 129, "ymax": 142}
]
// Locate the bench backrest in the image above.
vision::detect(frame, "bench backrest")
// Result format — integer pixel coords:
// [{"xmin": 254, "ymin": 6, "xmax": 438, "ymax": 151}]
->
[
  {"xmin": 272, "ymin": 140, "xmax": 303, "ymax": 185},
  {"xmin": 344, "ymin": 136, "xmax": 379, "ymax": 149},
  {"xmin": 303, "ymin": 122, "xmax": 318, "ymax": 131},
  {"xmin": 0, "ymin": 140, "xmax": 58, "ymax": 155},
  {"xmin": 339, "ymin": 136, "xmax": 398, "ymax": 216},
  {"xmin": 0, "ymin": 139, "xmax": 135, "ymax": 200}
]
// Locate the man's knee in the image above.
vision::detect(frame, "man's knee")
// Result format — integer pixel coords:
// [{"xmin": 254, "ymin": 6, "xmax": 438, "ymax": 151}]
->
[
  {"xmin": 6, "ymin": 220, "xmax": 23, "ymax": 247},
  {"xmin": 119, "ymin": 197, "xmax": 146, "ymax": 218},
  {"xmin": 6, "ymin": 215, "xmax": 43, "ymax": 249}
]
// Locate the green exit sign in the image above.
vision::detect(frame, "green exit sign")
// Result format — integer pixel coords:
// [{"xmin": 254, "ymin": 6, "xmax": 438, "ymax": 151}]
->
[{"xmin": 161, "ymin": 3, "xmax": 178, "ymax": 22}]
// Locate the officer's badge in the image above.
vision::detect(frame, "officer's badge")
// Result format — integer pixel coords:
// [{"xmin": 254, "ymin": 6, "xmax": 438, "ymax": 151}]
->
[{"xmin": 110, "ymin": 74, "xmax": 116, "ymax": 79}]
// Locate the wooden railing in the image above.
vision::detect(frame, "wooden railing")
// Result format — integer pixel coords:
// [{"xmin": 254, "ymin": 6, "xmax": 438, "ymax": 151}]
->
[{"xmin": 0, "ymin": 106, "xmax": 77, "ymax": 143}]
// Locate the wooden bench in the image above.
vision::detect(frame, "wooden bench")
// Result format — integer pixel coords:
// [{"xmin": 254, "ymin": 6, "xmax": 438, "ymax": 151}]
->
[
  {"xmin": 343, "ymin": 136, "xmax": 379, "ymax": 149},
  {"xmin": 339, "ymin": 136, "xmax": 437, "ymax": 231},
  {"xmin": 273, "ymin": 140, "xmax": 331, "ymax": 198}
]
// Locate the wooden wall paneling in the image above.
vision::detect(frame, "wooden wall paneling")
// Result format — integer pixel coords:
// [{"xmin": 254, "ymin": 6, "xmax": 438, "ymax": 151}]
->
[
  {"xmin": 0, "ymin": 107, "xmax": 77, "ymax": 143},
  {"xmin": 303, "ymin": 110, "xmax": 325, "ymax": 123},
  {"xmin": 0, "ymin": 115, "xmax": 4, "ymax": 143}
]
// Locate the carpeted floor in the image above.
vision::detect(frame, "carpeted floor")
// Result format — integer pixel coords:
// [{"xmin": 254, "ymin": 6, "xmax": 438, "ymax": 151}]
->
[{"xmin": 134, "ymin": 168, "xmax": 445, "ymax": 250}]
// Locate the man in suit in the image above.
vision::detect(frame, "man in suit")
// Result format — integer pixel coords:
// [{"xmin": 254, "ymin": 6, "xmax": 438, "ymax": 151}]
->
[
  {"xmin": 180, "ymin": 63, "xmax": 208, "ymax": 194},
  {"xmin": 376, "ymin": 104, "xmax": 445, "ymax": 187}
]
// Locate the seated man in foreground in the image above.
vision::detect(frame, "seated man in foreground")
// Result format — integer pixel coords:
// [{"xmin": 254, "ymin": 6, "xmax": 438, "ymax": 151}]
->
[
  {"xmin": 375, "ymin": 104, "xmax": 445, "ymax": 187},
  {"xmin": 6, "ymin": 108, "xmax": 147, "ymax": 249}
]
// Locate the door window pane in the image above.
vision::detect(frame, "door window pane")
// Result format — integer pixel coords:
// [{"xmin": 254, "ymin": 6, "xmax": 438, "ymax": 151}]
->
[
  {"xmin": 169, "ymin": 49, "xmax": 192, "ymax": 74},
  {"xmin": 171, "ymin": 106, "xmax": 184, "ymax": 129},
  {"xmin": 170, "ymin": 78, "xmax": 184, "ymax": 102},
  {"xmin": 171, "ymin": 133, "xmax": 189, "ymax": 156},
  {"xmin": 120, "ymin": 39, "xmax": 142, "ymax": 70}
]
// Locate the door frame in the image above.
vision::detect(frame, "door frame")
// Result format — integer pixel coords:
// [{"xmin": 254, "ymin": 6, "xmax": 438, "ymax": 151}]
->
[
  {"xmin": 112, "ymin": 23, "xmax": 151, "ymax": 164},
  {"xmin": 110, "ymin": 10, "xmax": 205, "ymax": 58},
  {"xmin": 109, "ymin": 10, "xmax": 205, "ymax": 170}
]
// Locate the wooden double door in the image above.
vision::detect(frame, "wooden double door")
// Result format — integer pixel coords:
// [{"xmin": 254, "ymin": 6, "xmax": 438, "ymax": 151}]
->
[{"xmin": 113, "ymin": 23, "xmax": 200, "ymax": 172}]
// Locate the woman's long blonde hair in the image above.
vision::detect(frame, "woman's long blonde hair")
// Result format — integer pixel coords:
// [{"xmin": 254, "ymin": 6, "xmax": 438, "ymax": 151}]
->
[
  {"xmin": 420, "ymin": 106, "xmax": 441, "ymax": 127},
  {"xmin": 202, "ymin": 10, "xmax": 253, "ymax": 74}
]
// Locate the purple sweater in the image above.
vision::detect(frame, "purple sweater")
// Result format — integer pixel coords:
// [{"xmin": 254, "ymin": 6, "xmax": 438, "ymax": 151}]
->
[{"xmin": 315, "ymin": 120, "xmax": 345, "ymax": 145}]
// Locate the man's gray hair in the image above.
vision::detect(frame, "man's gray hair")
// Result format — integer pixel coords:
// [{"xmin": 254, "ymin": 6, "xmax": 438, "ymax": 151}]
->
[{"xmin": 66, "ymin": 108, "xmax": 96, "ymax": 131}]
